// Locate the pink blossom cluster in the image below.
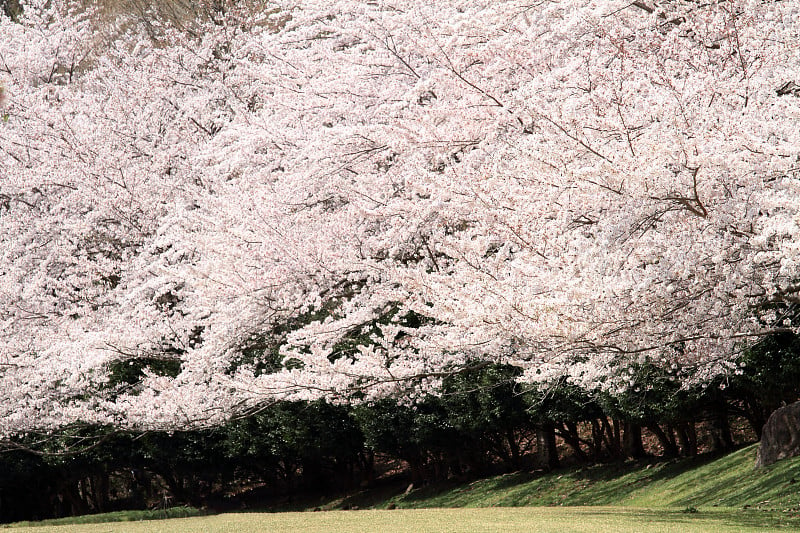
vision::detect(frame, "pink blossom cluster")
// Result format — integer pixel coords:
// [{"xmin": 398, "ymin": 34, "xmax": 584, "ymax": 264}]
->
[{"xmin": 0, "ymin": 0, "xmax": 798, "ymax": 432}]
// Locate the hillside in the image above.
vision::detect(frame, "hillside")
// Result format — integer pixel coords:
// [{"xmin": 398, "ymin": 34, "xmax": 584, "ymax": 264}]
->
[{"xmin": 316, "ymin": 445, "xmax": 800, "ymax": 514}]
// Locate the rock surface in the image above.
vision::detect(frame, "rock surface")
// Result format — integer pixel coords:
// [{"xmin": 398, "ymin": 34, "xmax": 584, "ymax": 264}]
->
[{"xmin": 756, "ymin": 401, "xmax": 800, "ymax": 468}]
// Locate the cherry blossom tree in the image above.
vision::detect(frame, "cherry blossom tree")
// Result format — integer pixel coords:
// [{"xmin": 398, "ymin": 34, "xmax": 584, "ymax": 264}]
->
[{"xmin": 0, "ymin": 0, "xmax": 798, "ymax": 434}]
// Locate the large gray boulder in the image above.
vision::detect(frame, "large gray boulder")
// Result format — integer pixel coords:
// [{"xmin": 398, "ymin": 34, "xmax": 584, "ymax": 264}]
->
[{"xmin": 756, "ymin": 401, "xmax": 800, "ymax": 468}]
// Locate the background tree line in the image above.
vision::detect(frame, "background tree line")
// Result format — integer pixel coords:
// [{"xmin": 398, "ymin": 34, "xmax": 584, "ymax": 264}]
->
[{"xmin": 2, "ymin": 332, "xmax": 798, "ymax": 523}]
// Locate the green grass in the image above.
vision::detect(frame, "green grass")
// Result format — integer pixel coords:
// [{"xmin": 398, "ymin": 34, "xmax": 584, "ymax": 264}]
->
[
  {"xmin": 2, "ymin": 507, "xmax": 201, "ymax": 529},
  {"xmin": 5, "ymin": 508, "xmax": 800, "ymax": 533},
  {"xmin": 348, "ymin": 444, "xmax": 800, "ymax": 513}
]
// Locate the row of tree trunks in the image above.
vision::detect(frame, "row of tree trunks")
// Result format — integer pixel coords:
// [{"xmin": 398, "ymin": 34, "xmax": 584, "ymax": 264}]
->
[
  {"xmin": 0, "ymin": 411, "xmax": 745, "ymax": 522},
  {"xmin": 542, "ymin": 413, "xmax": 735, "ymax": 467}
]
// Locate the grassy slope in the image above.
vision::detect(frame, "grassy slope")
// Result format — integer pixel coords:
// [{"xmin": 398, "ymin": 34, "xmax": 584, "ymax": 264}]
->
[
  {"xmin": 2, "ymin": 507, "xmax": 201, "ymax": 528},
  {"xmin": 325, "ymin": 444, "xmax": 800, "ymax": 513}
]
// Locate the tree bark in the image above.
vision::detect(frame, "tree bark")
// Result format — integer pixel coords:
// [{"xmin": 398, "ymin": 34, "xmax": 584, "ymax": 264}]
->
[
  {"xmin": 536, "ymin": 423, "xmax": 560, "ymax": 470},
  {"xmin": 709, "ymin": 400, "xmax": 734, "ymax": 453},
  {"xmin": 647, "ymin": 423, "xmax": 679, "ymax": 458},
  {"xmin": 600, "ymin": 417, "xmax": 623, "ymax": 459},
  {"xmin": 557, "ymin": 422, "xmax": 589, "ymax": 462},
  {"xmin": 676, "ymin": 422, "xmax": 697, "ymax": 456},
  {"xmin": 623, "ymin": 422, "xmax": 646, "ymax": 459}
]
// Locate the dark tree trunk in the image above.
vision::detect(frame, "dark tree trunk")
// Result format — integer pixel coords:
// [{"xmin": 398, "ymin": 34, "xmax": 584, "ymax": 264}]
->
[
  {"xmin": 709, "ymin": 400, "xmax": 734, "ymax": 453},
  {"xmin": 132, "ymin": 468, "xmax": 154, "ymax": 504},
  {"xmin": 623, "ymin": 422, "xmax": 646, "ymax": 459},
  {"xmin": 67, "ymin": 479, "xmax": 89, "ymax": 516},
  {"xmin": 281, "ymin": 460, "xmax": 298, "ymax": 493},
  {"xmin": 408, "ymin": 457, "xmax": 426, "ymax": 485},
  {"xmin": 506, "ymin": 428, "xmax": 522, "ymax": 469},
  {"xmin": 536, "ymin": 423, "xmax": 560, "ymax": 471},
  {"xmin": 676, "ymin": 422, "xmax": 697, "ymax": 456},
  {"xmin": 359, "ymin": 450, "xmax": 375, "ymax": 487},
  {"xmin": 160, "ymin": 471, "xmax": 192, "ymax": 505},
  {"xmin": 301, "ymin": 456, "xmax": 327, "ymax": 490},
  {"xmin": 750, "ymin": 411, "xmax": 766, "ymax": 441},
  {"xmin": 90, "ymin": 472, "xmax": 110, "ymax": 513},
  {"xmin": 647, "ymin": 423, "xmax": 680, "ymax": 458},
  {"xmin": 737, "ymin": 396, "xmax": 767, "ymax": 440},
  {"xmin": 600, "ymin": 417, "xmax": 623, "ymax": 459},
  {"xmin": 590, "ymin": 419, "xmax": 605, "ymax": 460},
  {"xmin": 557, "ymin": 422, "xmax": 589, "ymax": 463}
]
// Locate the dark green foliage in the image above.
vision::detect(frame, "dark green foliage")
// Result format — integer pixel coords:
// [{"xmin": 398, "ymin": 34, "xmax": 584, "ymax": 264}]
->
[
  {"xmin": 355, "ymin": 399, "xmax": 439, "ymax": 482},
  {"xmin": 600, "ymin": 361, "xmax": 686, "ymax": 424},
  {"xmin": 0, "ymin": 450, "xmax": 55, "ymax": 522},
  {"xmin": 356, "ymin": 364, "xmax": 536, "ymax": 479},
  {"xmin": 0, "ymin": 402, "xmax": 365, "ymax": 523},
  {"xmin": 227, "ymin": 335, "xmax": 285, "ymax": 376},
  {"xmin": 106, "ymin": 358, "xmax": 182, "ymax": 389},
  {"xmin": 440, "ymin": 364, "xmax": 532, "ymax": 471},
  {"xmin": 329, "ymin": 307, "xmax": 426, "ymax": 363},
  {"xmin": 225, "ymin": 295, "xmax": 373, "ymax": 374},
  {"xmin": 727, "ymin": 332, "xmax": 800, "ymax": 437},
  {"xmin": 225, "ymin": 401, "xmax": 364, "ymax": 491},
  {"xmin": 525, "ymin": 378, "xmax": 602, "ymax": 426}
]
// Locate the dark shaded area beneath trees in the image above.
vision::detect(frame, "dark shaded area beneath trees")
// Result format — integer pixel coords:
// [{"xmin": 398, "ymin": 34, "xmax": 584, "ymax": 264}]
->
[{"xmin": 1, "ymin": 333, "xmax": 799, "ymax": 523}]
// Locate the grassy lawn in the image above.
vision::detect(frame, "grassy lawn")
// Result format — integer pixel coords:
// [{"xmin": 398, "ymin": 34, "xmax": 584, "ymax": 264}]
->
[{"xmin": 5, "ymin": 507, "xmax": 800, "ymax": 533}]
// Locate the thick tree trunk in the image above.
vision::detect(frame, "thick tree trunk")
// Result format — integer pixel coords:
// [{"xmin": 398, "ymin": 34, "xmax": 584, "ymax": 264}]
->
[
  {"xmin": 160, "ymin": 472, "xmax": 186, "ymax": 504},
  {"xmin": 557, "ymin": 422, "xmax": 589, "ymax": 462},
  {"xmin": 623, "ymin": 422, "xmax": 646, "ymax": 459},
  {"xmin": 709, "ymin": 399, "xmax": 734, "ymax": 454},
  {"xmin": 68, "ymin": 479, "xmax": 89, "ymax": 516},
  {"xmin": 90, "ymin": 472, "xmax": 109, "ymax": 513},
  {"xmin": 301, "ymin": 456, "xmax": 326, "ymax": 490},
  {"xmin": 408, "ymin": 457, "xmax": 426, "ymax": 485},
  {"xmin": 536, "ymin": 423, "xmax": 560, "ymax": 471},
  {"xmin": 647, "ymin": 423, "xmax": 680, "ymax": 458},
  {"xmin": 590, "ymin": 419, "xmax": 605, "ymax": 460},
  {"xmin": 359, "ymin": 450, "xmax": 375, "ymax": 487},
  {"xmin": 281, "ymin": 461, "xmax": 297, "ymax": 494},
  {"xmin": 749, "ymin": 408, "xmax": 766, "ymax": 441}
]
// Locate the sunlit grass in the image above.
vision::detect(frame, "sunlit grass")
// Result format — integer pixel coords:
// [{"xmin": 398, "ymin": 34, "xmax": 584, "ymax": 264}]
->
[
  {"xmin": 6, "ymin": 507, "xmax": 800, "ymax": 533},
  {"xmin": 384, "ymin": 444, "xmax": 800, "ymax": 512}
]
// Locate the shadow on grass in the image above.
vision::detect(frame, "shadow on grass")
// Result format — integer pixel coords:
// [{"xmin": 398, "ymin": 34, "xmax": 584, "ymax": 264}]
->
[
  {"xmin": 224, "ymin": 442, "xmax": 800, "ymax": 519},
  {"xmin": 396, "ymin": 445, "xmax": 758, "ymax": 509}
]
